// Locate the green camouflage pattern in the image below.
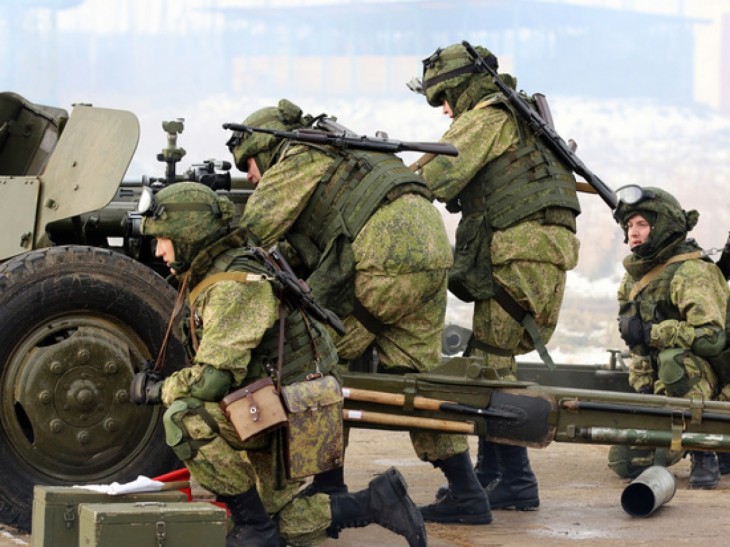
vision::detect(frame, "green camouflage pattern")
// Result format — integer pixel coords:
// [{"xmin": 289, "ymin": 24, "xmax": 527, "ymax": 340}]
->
[
  {"xmin": 618, "ymin": 257, "xmax": 729, "ymax": 397},
  {"xmin": 229, "ymin": 99, "xmax": 311, "ymax": 174},
  {"xmin": 420, "ymin": 105, "xmax": 516, "ymax": 203},
  {"xmin": 281, "ymin": 375, "xmax": 345, "ymax": 479},
  {"xmin": 464, "ymin": 221, "xmax": 579, "ymax": 377},
  {"xmin": 140, "ymin": 182, "xmax": 236, "ymax": 272},
  {"xmin": 241, "ymin": 139, "xmax": 463, "ymax": 461}
]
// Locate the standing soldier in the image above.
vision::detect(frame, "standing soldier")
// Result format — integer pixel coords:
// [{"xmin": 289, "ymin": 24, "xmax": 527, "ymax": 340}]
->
[
  {"xmin": 409, "ymin": 43, "xmax": 581, "ymax": 513},
  {"xmin": 228, "ymin": 99, "xmax": 492, "ymax": 524},
  {"xmin": 129, "ymin": 181, "xmax": 427, "ymax": 546},
  {"xmin": 608, "ymin": 184, "xmax": 729, "ymax": 488}
]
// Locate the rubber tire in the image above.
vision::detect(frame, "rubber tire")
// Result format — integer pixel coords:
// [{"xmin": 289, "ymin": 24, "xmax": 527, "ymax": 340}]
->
[{"xmin": 0, "ymin": 246, "xmax": 187, "ymax": 532}]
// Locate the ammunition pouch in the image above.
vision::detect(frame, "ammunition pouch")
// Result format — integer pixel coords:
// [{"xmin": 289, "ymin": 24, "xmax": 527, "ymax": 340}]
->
[
  {"xmin": 280, "ymin": 375, "xmax": 345, "ymax": 479},
  {"xmin": 220, "ymin": 377, "xmax": 288, "ymax": 443},
  {"xmin": 657, "ymin": 349, "xmax": 691, "ymax": 397},
  {"xmin": 448, "ymin": 213, "xmax": 495, "ymax": 302}
]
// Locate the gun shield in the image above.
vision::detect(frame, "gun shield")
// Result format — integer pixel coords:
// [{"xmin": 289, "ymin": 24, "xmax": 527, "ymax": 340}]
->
[{"xmin": 620, "ymin": 465, "xmax": 676, "ymax": 517}]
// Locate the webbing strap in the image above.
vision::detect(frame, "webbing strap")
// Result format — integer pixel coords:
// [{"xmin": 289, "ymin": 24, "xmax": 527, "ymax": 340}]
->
[{"xmin": 628, "ymin": 251, "xmax": 703, "ymax": 301}]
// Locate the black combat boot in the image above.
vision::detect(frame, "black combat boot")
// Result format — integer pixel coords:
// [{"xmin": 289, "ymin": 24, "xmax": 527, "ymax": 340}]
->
[
  {"xmin": 419, "ymin": 451, "xmax": 493, "ymax": 524},
  {"xmin": 218, "ymin": 488, "xmax": 283, "ymax": 547},
  {"xmin": 298, "ymin": 466, "xmax": 348, "ymax": 497},
  {"xmin": 327, "ymin": 467, "xmax": 427, "ymax": 547},
  {"xmin": 487, "ymin": 444, "xmax": 540, "ymax": 510},
  {"xmin": 436, "ymin": 437, "xmax": 501, "ymax": 499},
  {"xmin": 717, "ymin": 452, "xmax": 730, "ymax": 475},
  {"xmin": 475, "ymin": 437, "xmax": 503, "ymax": 489},
  {"xmin": 689, "ymin": 451, "xmax": 720, "ymax": 489}
]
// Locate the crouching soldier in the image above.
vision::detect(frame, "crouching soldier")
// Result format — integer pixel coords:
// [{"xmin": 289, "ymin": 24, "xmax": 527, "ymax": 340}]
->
[{"xmin": 129, "ymin": 181, "xmax": 427, "ymax": 546}]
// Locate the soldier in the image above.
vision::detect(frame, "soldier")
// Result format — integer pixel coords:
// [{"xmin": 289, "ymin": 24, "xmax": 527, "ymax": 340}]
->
[
  {"xmin": 609, "ymin": 184, "xmax": 730, "ymax": 488},
  {"xmin": 229, "ymin": 99, "xmax": 492, "ymax": 524},
  {"xmin": 129, "ymin": 182, "xmax": 427, "ymax": 546},
  {"xmin": 409, "ymin": 43, "xmax": 581, "ymax": 513}
]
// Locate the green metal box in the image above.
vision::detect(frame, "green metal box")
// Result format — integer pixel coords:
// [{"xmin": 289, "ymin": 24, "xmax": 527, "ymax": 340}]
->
[
  {"xmin": 78, "ymin": 501, "xmax": 227, "ymax": 547},
  {"xmin": 30, "ymin": 485, "xmax": 188, "ymax": 547}
]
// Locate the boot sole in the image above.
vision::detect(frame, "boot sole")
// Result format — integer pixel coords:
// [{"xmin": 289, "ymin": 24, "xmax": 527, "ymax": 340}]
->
[
  {"xmin": 421, "ymin": 512, "xmax": 494, "ymax": 525},
  {"xmin": 492, "ymin": 502, "xmax": 540, "ymax": 511}
]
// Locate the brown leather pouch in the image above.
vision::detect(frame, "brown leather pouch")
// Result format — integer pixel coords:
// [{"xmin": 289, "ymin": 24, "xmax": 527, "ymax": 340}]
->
[{"xmin": 220, "ymin": 378, "xmax": 288, "ymax": 442}]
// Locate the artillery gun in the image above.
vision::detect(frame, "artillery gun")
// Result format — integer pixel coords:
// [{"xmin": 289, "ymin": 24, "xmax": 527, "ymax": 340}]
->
[{"xmin": 0, "ymin": 92, "xmax": 251, "ymax": 532}]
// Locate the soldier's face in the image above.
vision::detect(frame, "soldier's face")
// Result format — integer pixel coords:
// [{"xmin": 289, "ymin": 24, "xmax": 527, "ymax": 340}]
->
[
  {"xmin": 247, "ymin": 157, "xmax": 262, "ymax": 186},
  {"xmin": 442, "ymin": 99, "xmax": 454, "ymax": 119},
  {"xmin": 627, "ymin": 214, "xmax": 651, "ymax": 249},
  {"xmin": 155, "ymin": 237, "xmax": 177, "ymax": 274}
]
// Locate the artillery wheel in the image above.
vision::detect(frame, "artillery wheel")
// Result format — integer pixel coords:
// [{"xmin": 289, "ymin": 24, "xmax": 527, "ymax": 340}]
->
[{"xmin": 0, "ymin": 246, "xmax": 186, "ymax": 532}]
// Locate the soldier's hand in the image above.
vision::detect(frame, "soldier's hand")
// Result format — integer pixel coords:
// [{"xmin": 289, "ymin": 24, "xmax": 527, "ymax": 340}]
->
[
  {"xmin": 130, "ymin": 365, "xmax": 164, "ymax": 405},
  {"xmin": 618, "ymin": 316, "xmax": 652, "ymax": 348}
]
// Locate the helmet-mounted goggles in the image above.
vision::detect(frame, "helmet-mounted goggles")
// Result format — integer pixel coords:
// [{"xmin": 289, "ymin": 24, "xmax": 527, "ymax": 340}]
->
[
  {"xmin": 126, "ymin": 186, "xmax": 222, "ymax": 237},
  {"xmin": 612, "ymin": 184, "xmax": 658, "ymax": 222}
]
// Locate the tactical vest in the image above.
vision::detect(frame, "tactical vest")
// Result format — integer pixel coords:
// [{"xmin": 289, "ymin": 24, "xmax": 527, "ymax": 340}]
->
[
  {"xmin": 460, "ymin": 94, "xmax": 581, "ymax": 230},
  {"xmin": 184, "ymin": 245, "xmax": 338, "ymax": 386},
  {"xmin": 448, "ymin": 94, "xmax": 580, "ymax": 303},
  {"xmin": 286, "ymin": 144, "xmax": 432, "ymax": 316}
]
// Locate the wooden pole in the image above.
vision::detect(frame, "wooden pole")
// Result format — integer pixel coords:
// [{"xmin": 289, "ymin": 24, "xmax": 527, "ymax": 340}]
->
[{"xmin": 343, "ymin": 408, "xmax": 475, "ymax": 434}]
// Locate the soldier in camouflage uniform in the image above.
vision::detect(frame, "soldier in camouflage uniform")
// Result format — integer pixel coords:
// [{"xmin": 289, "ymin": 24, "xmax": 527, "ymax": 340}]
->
[
  {"xmin": 229, "ymin": 99, "xmax": 492, "ymax": 525},
  {"xmin": 129, "ymin": 182, "xmax": 427, "ymax": 547},
  {"xmin": 410, "ymin": 43, "xmax": 581, "ymax": 514},
  {"xmin": 608, "ymin": 184, "xmax": 730, "ymax": 489}
]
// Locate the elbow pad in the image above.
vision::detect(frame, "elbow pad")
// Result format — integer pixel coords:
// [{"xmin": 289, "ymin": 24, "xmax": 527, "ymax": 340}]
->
[
  {"xmin": 691, "ymin": 325, "xmax": 726, "ymax": 358},
  {"xmin": 189, "ymin": 365, "xmax": 233, "ymax": 401}
]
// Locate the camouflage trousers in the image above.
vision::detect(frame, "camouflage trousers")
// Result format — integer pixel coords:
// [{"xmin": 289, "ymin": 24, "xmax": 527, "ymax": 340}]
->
[
  {"xmin": 471, "ymin": 222, "xmax": 579, "ymax": 378},
  {"xmin": 163, "ymin": 399, "xmax": 333, "ymax": 546},
  {"xmin": 333, "ymin": 271, "xmax": 468, "ymax": 461}
]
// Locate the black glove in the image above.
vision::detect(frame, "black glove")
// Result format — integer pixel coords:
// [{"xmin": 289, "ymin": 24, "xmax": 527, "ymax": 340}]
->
[
  {"xmin": 618, "ymin": 316, "xmax": 653, "ymax": 348},
  {"xmin": 130, "ymin": 360, "xmax": 164, "ymax": 405}
]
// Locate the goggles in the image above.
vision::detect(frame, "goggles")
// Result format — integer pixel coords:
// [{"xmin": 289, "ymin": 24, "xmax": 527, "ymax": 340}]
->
[{"xmin": 615, "ymin": 184, "xmax": 657, "ymax": 206}]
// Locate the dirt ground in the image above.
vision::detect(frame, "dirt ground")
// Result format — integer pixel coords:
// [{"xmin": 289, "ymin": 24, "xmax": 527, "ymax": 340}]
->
[{"xmin": 6, "ymin": 428, "xmax": 730, "ymax": 546}]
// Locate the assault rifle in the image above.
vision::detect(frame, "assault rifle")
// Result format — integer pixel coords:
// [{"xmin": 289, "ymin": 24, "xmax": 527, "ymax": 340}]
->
[
  {"xmin": 255, "ymin": 246, "xmax": 347, "ymax": 336},
  {"xmin": 461, "ymin": 40, "xmax": 618, "ymax": 209},
  {"xmin": 222, "ymin": 118, "xmax": 459, "ymax": 157}
]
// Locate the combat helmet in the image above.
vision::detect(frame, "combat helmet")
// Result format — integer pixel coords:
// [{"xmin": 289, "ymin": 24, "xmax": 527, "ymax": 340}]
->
[
  {"xmin": 419, "ymin": 43, "xmax": 499, "ymax": 117},
  {"xmin": 229, "ymin": 99, "xmax": 312, "ymax": 175},
  {"xmin": 138, "ymin": 181, "xmax": 235, "ymax": 273},
  {"xmin": 614, "ymin": 184, "xmax": 699, "ymax": 260}
]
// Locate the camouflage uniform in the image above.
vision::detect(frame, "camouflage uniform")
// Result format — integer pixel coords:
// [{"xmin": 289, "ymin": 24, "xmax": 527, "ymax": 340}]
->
[
  {"xmin": 610, "ymin": 185, "xmax": 729, "ymax": 488},
  {"xmin": 232, "ymin": 100, "xmax": 489, "ymax": 525},
  {"xmin": 132, "ymin": 182, "xmax": 427, "ymax": 547},
  {"xmin": 414, "ymin": 43, "xmax": 580, "ymax": 513}
]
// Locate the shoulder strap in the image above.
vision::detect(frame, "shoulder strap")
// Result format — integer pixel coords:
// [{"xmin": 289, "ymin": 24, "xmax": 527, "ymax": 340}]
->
[
  {"xmin": 628, "ymin": 251, "xmax": 703, "ymax": 301},
  {"xmin": 188, "ymin": 271, "xmax": 272, "ymax": 308}
]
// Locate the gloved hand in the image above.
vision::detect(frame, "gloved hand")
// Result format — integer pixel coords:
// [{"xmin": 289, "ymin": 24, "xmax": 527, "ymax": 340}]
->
[
  {"xmin": 618, "ymin": 316, "xmax": 653, "ymax": 348},
  {"xmin": 130, "ymin": 360, "xmax": 164, "ymax": 405}
]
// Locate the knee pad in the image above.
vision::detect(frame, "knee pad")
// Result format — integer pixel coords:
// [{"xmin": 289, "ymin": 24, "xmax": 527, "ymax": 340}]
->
[
  {"xmin": 657, "ymin": 349, "xmax": 691, "ymax": 397},
  {"xmin": 607, "ymin": 445, "xmax": 654, "ymax": 479},
  {"xmin": 163, "ymin": 398, "xmax": 218, "ymax": 461}
]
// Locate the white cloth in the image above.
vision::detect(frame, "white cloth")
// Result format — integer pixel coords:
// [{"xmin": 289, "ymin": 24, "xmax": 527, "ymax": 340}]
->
[{"xmin": 72, "ymin": 475, "xmax": 165, "ymax": 495}]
